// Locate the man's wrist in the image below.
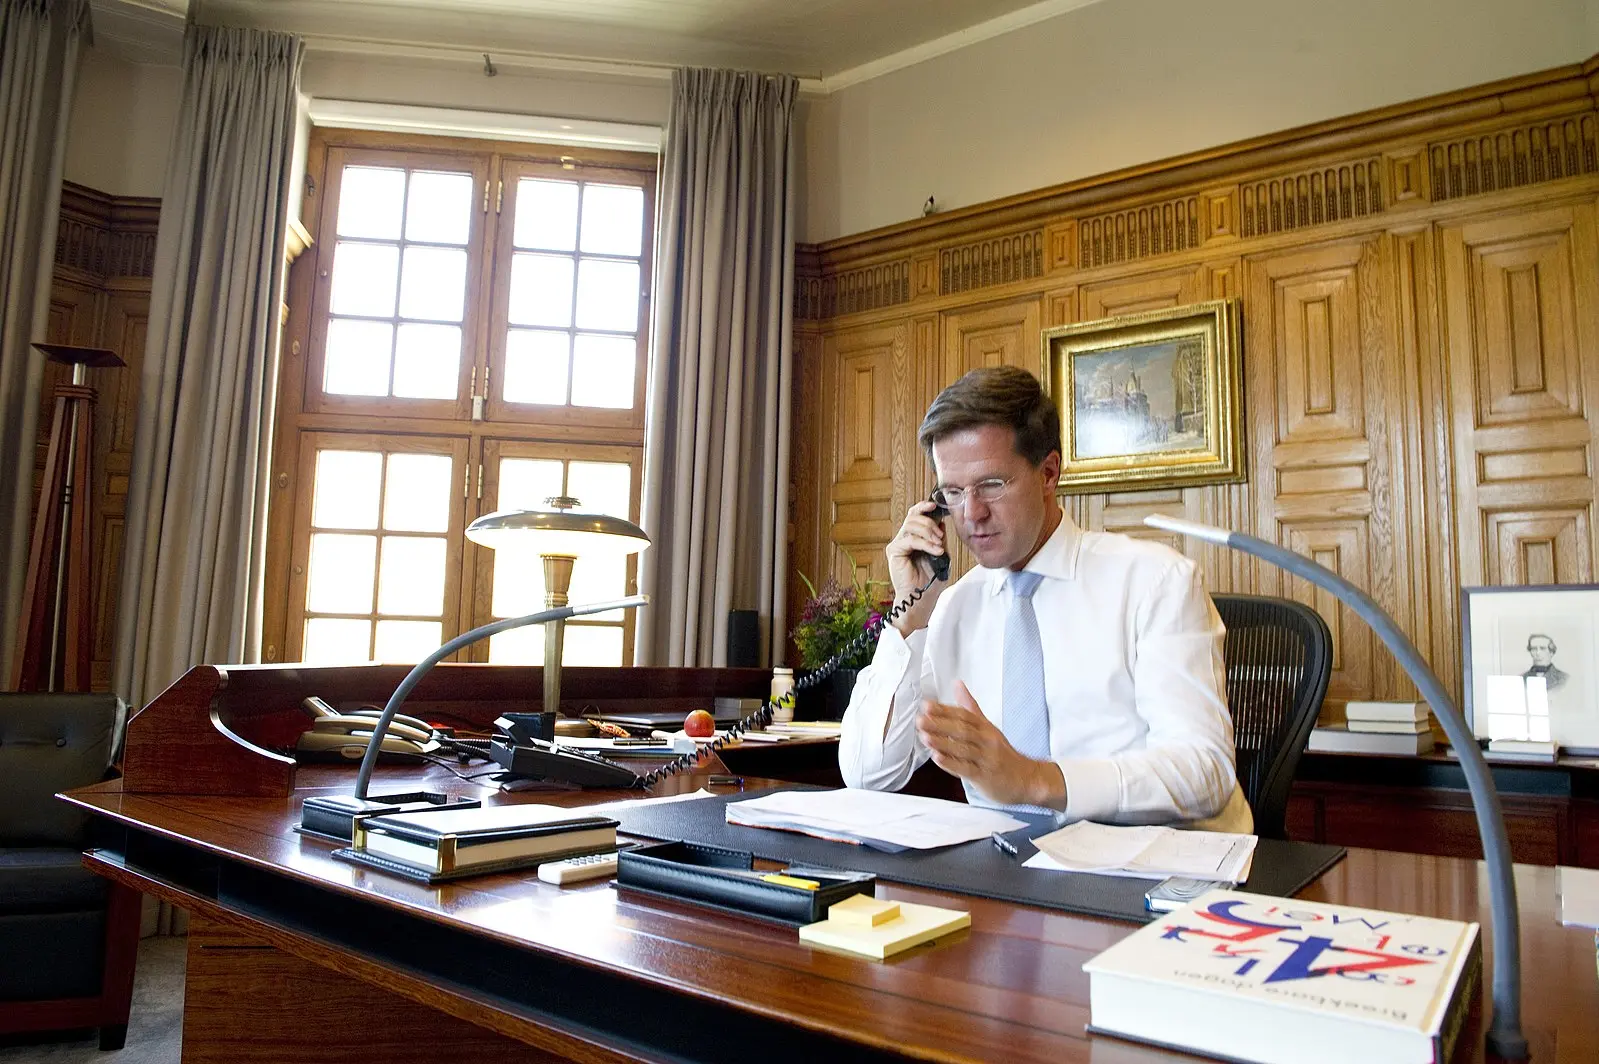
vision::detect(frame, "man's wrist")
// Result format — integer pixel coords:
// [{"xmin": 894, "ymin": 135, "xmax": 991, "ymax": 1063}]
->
[{"xmin": 1027, "ymin": 760, "xmax": 1067, "ymax": 810}]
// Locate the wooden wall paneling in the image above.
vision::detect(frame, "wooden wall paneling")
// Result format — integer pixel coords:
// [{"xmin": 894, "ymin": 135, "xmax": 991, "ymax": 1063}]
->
[
  {"xmin": 911, "ymin": 314, "xmax": 940, "ymax": 501},
  {"xmin": 1077, "ymin": 263, "xmax": 1203, "ymax": 321},
  {"xmin": 821, "ymin": 322, "xmax": 909, "ymax": 587},
  {"xmin": 1244, "ymin": 236, "xmax": 1413, "ymax": 707},
  {"xmin": 1439, "ymin": 202, "xmax": 1599, "ymax": 589},
  {"xmin": 41, "ymin": 184, "xmax": 158, "ymax": 693},
  {"xmin": 789, "ymin": 327, "xmax": 825, "ymax": 645}
]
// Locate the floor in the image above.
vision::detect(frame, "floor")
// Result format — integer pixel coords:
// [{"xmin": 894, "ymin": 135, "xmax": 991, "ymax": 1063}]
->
[{"xmin": 0, "ymin": 937, "xmax": 185, "ymax": 1064}]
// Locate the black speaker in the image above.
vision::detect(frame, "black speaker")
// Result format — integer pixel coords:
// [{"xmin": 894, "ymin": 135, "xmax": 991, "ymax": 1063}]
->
[{"xmin": 727, "ymin": 609, "xmax": 760, "ymax": 667}]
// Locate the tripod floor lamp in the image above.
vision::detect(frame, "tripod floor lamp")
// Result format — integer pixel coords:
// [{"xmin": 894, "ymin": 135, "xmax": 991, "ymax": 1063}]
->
[
  {"xmin": 1144, "ymin": 514, "xmax": 1527, "ymax": 1061},
  {"xmin": 12, "ymin": 343, "xmax": 124, "ymax": 692}
]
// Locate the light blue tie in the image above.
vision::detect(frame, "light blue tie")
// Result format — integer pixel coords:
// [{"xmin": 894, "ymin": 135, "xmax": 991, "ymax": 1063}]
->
[{"xmin": 1003, "ymin": 570, "xmax": 1051, "ymax": 762}]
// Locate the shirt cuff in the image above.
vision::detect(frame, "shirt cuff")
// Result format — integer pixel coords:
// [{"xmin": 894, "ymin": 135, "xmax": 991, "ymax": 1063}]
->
[{"xmin": 1058, "ymin": 757, "xmax": 1122, "ymax": 821}]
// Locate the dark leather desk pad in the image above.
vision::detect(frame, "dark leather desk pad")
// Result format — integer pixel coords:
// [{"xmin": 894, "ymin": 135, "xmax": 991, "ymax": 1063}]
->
[{"xmin": 613, "ymin": 788, "xmax": 1345, "ymax": 924}]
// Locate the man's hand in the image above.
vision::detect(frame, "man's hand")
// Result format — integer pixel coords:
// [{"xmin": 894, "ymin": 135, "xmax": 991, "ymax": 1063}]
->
[
  {"xmin": 886, "ymin": 500, "xmax": 948, "ymax": 635},
  {"xmin": 916, "ymin": 682, "xmax": 1065, "ymax": 809}
]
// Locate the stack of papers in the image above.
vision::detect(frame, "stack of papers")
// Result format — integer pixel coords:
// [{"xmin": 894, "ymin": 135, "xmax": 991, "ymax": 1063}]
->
[
  {"xmin": 726, "ymin": 789, "xmax": 1024, "ymax": 851},
  {"xmin": 1025, "ymin": 821, "xmax": 1257, "ymax": 882}
]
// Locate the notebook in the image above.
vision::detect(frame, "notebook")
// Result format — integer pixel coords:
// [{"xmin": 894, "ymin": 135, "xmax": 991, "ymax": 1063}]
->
[{"xmin": 345, "ymin": 803, "xmax": 618, "ymax": 880}]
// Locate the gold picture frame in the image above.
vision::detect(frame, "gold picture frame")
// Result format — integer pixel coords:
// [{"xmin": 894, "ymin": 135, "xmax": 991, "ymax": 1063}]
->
[{"xmin": 1041, "ymin": 299, "xmax": 1245, "ymax": 494}]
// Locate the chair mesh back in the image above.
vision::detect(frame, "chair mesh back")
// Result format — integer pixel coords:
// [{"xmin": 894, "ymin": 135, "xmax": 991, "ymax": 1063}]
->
[{"xmin": 1211, "ymin": 595, "xmax": 1332, "ymax": 839}]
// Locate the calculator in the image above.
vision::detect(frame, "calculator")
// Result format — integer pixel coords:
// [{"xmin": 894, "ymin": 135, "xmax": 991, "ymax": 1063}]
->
[{"xmin": 538, "ymin": 852, "xmax": 620, "ymax": 885}]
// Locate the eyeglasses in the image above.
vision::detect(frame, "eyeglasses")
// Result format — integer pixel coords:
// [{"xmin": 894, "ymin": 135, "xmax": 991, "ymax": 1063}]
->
[{"xmin": 931, "ymin": 477, "xmax": 1013, "ymax": 509}]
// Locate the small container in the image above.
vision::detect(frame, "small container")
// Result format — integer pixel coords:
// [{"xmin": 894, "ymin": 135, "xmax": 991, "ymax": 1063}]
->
[{"xmin": 769, "ymin": 667, "xmax": 795, "ymax": 723}]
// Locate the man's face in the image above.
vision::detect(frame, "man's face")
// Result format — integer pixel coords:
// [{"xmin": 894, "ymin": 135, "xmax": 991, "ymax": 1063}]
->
[
  {"xmin": 930, "ymin": 424, "xmax": 1060, "ymax": 571},
  {"xmin": 1529, "ymin": 637, "xmax": 1556, "ymax": 667}
]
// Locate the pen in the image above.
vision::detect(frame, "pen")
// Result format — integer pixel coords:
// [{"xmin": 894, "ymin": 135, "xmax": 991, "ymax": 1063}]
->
[{"xmin": 991, "ymin": 831, "xmax": 1020, "ymax": 859}]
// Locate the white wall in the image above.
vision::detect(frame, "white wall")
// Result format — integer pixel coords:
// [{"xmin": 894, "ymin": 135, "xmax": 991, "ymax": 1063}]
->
[
  {"xmin": 803, "ymin": 0, "xmax": 1596, "ymax": 242},
  {"xmin": 63, "ymin": 46, "xmax": 182, "ymax": 198}
]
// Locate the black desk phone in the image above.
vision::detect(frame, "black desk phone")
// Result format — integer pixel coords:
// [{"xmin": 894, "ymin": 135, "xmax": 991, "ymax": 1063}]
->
[{"xmin": 489, "ymin": 503, "xmax": 951, "ymax": 789}]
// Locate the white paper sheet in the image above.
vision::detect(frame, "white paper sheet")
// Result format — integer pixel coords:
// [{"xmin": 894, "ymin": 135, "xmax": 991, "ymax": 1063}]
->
[
  {"xmin": 1029, "ymin": 821, "xmax": 1257, "ymax": 882},
  {"xmin": 1558, "ymin": 865, "xmax": 1599, "ymax": 928},
  {"xmin": 726, "ymin": 788, "xmax": 1025, "ymax": 849}
]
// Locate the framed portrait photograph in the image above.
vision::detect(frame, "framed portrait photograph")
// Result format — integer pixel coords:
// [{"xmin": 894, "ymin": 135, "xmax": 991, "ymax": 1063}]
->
[
  {"xmin": 1461, "ymin": 584, "xmax": 1599, "ymax": 754},
  {"xmin": 1041, "ymin": 299, "xmax": 1245, "ymax": 494}
]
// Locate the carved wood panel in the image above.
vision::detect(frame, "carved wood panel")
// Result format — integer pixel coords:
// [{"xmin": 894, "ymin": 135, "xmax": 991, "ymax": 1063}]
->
[
  {"xmin": 1077, "ymin": 265, "xmax": 1204, "ymax": 322},
  {"xmin": 821, "ymin": 322, "xmax": 909, "ymax": 586},
  {"xmin": 1439, "ymin": 204, "xmax": 1599, "ymax": 592},
  {"xmin": 1245, "ymin": 237, "xmax": 1410, "ymax": 704}
]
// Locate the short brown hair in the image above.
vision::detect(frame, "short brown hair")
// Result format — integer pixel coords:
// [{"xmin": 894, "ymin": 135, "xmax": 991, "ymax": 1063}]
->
[{"xmin": 917, "ymin": 366, "xmax": 1061, "ymax": 466}]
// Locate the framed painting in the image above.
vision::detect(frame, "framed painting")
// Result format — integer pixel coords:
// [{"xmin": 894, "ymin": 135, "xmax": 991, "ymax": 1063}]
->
[
  {"xmin": 1462, "ymin": 583, "xmax": 1599, "ymax": 754},
  {"xmin": 1041, "ymin": 299, "xmax": 1245, "ymax": 494}
]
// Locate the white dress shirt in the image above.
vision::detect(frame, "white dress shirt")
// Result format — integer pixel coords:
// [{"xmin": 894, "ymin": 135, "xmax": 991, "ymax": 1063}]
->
[{"xmin": 838, "ymin": 512, "xmax": 1252, "ymax": 833}]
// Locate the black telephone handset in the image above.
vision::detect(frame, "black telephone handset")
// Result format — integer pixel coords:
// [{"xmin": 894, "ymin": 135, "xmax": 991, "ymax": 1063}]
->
[
  {"xmin": 492, "ymin": 502, "xmax": 950, "ymax": 790},
  {"xmin": 912, "ymin": 500, "xmax": 951, "ymax": 583}
]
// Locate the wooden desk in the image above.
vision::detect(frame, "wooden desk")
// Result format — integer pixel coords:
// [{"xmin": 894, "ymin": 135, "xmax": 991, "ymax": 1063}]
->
[
  {"xmin": 72, "ymin": 664, "xmax": 1599, "ymax": 1063},
  {"xmin": 63, "ymin": 761, "xmax": 1595, "ymax": 1064}
]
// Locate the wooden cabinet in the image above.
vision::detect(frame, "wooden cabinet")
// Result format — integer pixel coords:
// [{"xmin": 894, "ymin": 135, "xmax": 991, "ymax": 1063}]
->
[{"xmin": 1288, "ymin": 752, "xmax": 1599, "ymax": 868}]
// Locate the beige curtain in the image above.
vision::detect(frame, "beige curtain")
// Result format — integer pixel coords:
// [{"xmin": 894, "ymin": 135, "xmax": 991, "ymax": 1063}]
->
[
  {"xmin": 0, "ymin": 0, "xmax": 88, "ymax": 685},
  {"xmin": 637, "ymin": 69, "xmax": 798, "ymax": 667},
  {"xmin": 113, "ymin": 24, "xmax": 303, "ymax": 714}
]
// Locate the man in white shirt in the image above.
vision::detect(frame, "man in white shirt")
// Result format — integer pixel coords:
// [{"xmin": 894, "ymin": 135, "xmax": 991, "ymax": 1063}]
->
[{"xmin": 838, "ymin": 366, "xmax": 1251, "ymax": 832}]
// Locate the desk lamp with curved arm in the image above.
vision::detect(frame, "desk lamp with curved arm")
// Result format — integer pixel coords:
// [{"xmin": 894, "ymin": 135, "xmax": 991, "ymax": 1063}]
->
[
  {"xmin": 302, "ymin": 503, "xmax": 651, "ymax": 839},
  {"xmin": 1144, "ymin": 513, "xmax": 1526, "ymax": 1060}
]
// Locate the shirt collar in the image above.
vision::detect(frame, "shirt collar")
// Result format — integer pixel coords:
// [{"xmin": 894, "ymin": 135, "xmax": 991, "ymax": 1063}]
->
[{"xmin": 985, "ymin": 509, "xmax": 1081, "ymax": 595}]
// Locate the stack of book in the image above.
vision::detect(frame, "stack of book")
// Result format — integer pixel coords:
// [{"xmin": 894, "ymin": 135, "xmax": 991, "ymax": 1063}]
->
[
  {"xmin": 1307, "ymin": 700, "xmax": 1434, "ymax": 755},
  {"xmin": 335, "ymin": 803, "xmax": 619, "ymax": 884}
]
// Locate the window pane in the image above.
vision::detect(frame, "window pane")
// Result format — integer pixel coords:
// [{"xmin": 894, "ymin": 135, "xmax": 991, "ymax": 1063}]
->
[
  {"xmin": 488, "ymin": 625, "xmax": 542, "ymax": 664},
  {"xmin": 392, "ymin": 323, "xmax": 461, "ymax": 400},
  {"xmin": 323, "ymin": 319, "xmax": 393, "ymax": 396},
  {"xmin": 399, "ymin": 246, "xmax": 468, "ymax": 322},
  {"xmin": 405, "ymin": 170, "xmax": 473, "ymax": 245},
  {"xmin": 503, "ymin": 329, "xmax": 569, "ymax": 405},
  {"xmin": 307, "ymin": 533, "xmax": 376, "ymax": 612},
  {"xmin": 566, "ymin": 461, "xmax": 630, "ymax": 518},
  {"xmin": 330, "ymin": 242, "xmax": 399, "ymax": 317},
  {"xmin": 383, "ymin": 453, "xmax": 453, "ymax": 532},
  {"xmin": 490, "ymin": 547, "xmax": 545, "ymax": 618},
  {"xmin": 336, "ymin": 167, "xmax": 404, "ymax": 240},
  {"xmin": 567, "ymin": 555, "xmax": 625, "ymax": 616},
  {"xmin": 509, "ymin": 253, "xmax": 574, "ymax": 327},
  {"xmin": 312, "ymin": 450, "xmax": 382, "ymax": 529},
  {"xmin": 575, "ymin": 258, "xmax": 639, "ymax": 332},
  {"xmin": 498, "ymin": 457, "xmax": 564, "ymax": 511},
  {"xmin": 514, "ymin": 178, "xmax": 578, "ymax": 251},
  {"xmin": 377, "ymin": 536, "xmax": 447, "ymax": 614},
  {"xmin": 375, "ymin": 620, "xmax": 442, "ymax": 664},
  {"xmin": 304, "ymin": 618, "xmax": 372, "ymax": 663},
  {"xmin": 569, "ymin": 334, "xmax": 635, "ymax": 409},
  {"xmin": 579, "ymin": 184, "xmax": 643, "ymax": 256},
  {"xmin": 563, "ymin": 625, "xmax": 623, "ymax": 666}
]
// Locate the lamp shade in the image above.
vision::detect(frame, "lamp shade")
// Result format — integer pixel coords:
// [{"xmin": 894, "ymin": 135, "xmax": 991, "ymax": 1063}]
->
[{"xmin": 465, "ymin": 507, "xmax": 650, "ymax": 558}]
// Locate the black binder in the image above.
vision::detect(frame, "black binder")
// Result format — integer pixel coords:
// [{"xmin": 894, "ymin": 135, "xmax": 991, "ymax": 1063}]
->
[{"xmin": 610, "ymin": 788, "xmax": 1345, "ymax": 925}]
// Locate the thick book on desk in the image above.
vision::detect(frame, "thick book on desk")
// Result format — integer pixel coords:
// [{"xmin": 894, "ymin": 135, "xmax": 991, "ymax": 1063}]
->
[
  {"xmin": 337, "ymin": 803, "xmax": 618, "ymax": 883},
  {"xmin": 1084, "ymin": 889, "xmax": 1481, "ymax": 1064}
]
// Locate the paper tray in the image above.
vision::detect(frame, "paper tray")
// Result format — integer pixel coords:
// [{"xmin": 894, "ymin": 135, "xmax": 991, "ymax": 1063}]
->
[{"xmin": 615, "ymin": 841, "xmax": 875, "ymax": 926}]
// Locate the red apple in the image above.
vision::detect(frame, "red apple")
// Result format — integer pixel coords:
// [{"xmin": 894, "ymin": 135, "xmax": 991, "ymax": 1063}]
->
[{"xmin": 683, "ymin": 709, "xmax": 716, "ymax": 738}]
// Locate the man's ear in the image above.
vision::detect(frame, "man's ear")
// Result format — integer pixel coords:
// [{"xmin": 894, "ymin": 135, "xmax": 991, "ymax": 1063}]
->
[{"xmin": 1040, "ymin": 449, "xmax": 1061, "ymax": 485}]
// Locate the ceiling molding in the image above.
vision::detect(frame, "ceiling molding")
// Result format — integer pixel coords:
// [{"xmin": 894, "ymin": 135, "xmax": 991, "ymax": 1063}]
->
[
  {"xmin": 307, "ymin": 98, "xmax": 663, "ymax": 152},
  {"xmin": 819, "ymin": 0, "xmax": 1107, "ymax": 93},
  {"xmin": 88, "ymin": 0, "xmax": 188, "ymax": 64}
]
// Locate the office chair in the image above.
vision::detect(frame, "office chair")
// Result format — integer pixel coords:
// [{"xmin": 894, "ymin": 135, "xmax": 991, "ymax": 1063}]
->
[
  {"xmin": 1210, "ymin": 594, "xmax": 1333, "ymax": 840},
  {"xmin": 0, "ymin": 692, "xmax": 140, "ymax": 1050}
]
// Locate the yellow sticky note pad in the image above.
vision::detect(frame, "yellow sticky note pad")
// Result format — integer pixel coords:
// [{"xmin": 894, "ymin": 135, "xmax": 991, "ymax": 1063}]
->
[
  {"xmin": 828, "ymin": 894, "xmax": 900, "ymax": 927},
  {"xmin": 799, "ymin": 899, "xmax": 970, "ymax": 959}
]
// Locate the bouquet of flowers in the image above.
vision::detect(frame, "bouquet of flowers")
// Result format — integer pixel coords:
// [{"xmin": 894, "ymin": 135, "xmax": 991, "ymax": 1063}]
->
[{"xmin": 791, "ymin": 573, "xmax": 891, "ymax": 671}]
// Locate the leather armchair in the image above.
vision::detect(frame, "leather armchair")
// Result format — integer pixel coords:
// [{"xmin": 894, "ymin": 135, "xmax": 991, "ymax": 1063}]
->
[{"xmin": 0, "ymin": 692, "xmax": 140, "ymax": 1051}]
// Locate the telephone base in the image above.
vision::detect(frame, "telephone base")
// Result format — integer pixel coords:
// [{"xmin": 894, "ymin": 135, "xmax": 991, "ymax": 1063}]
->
[{"xmin": 298, "ymin": 790, "xmax": 482, "ymax": 842}]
